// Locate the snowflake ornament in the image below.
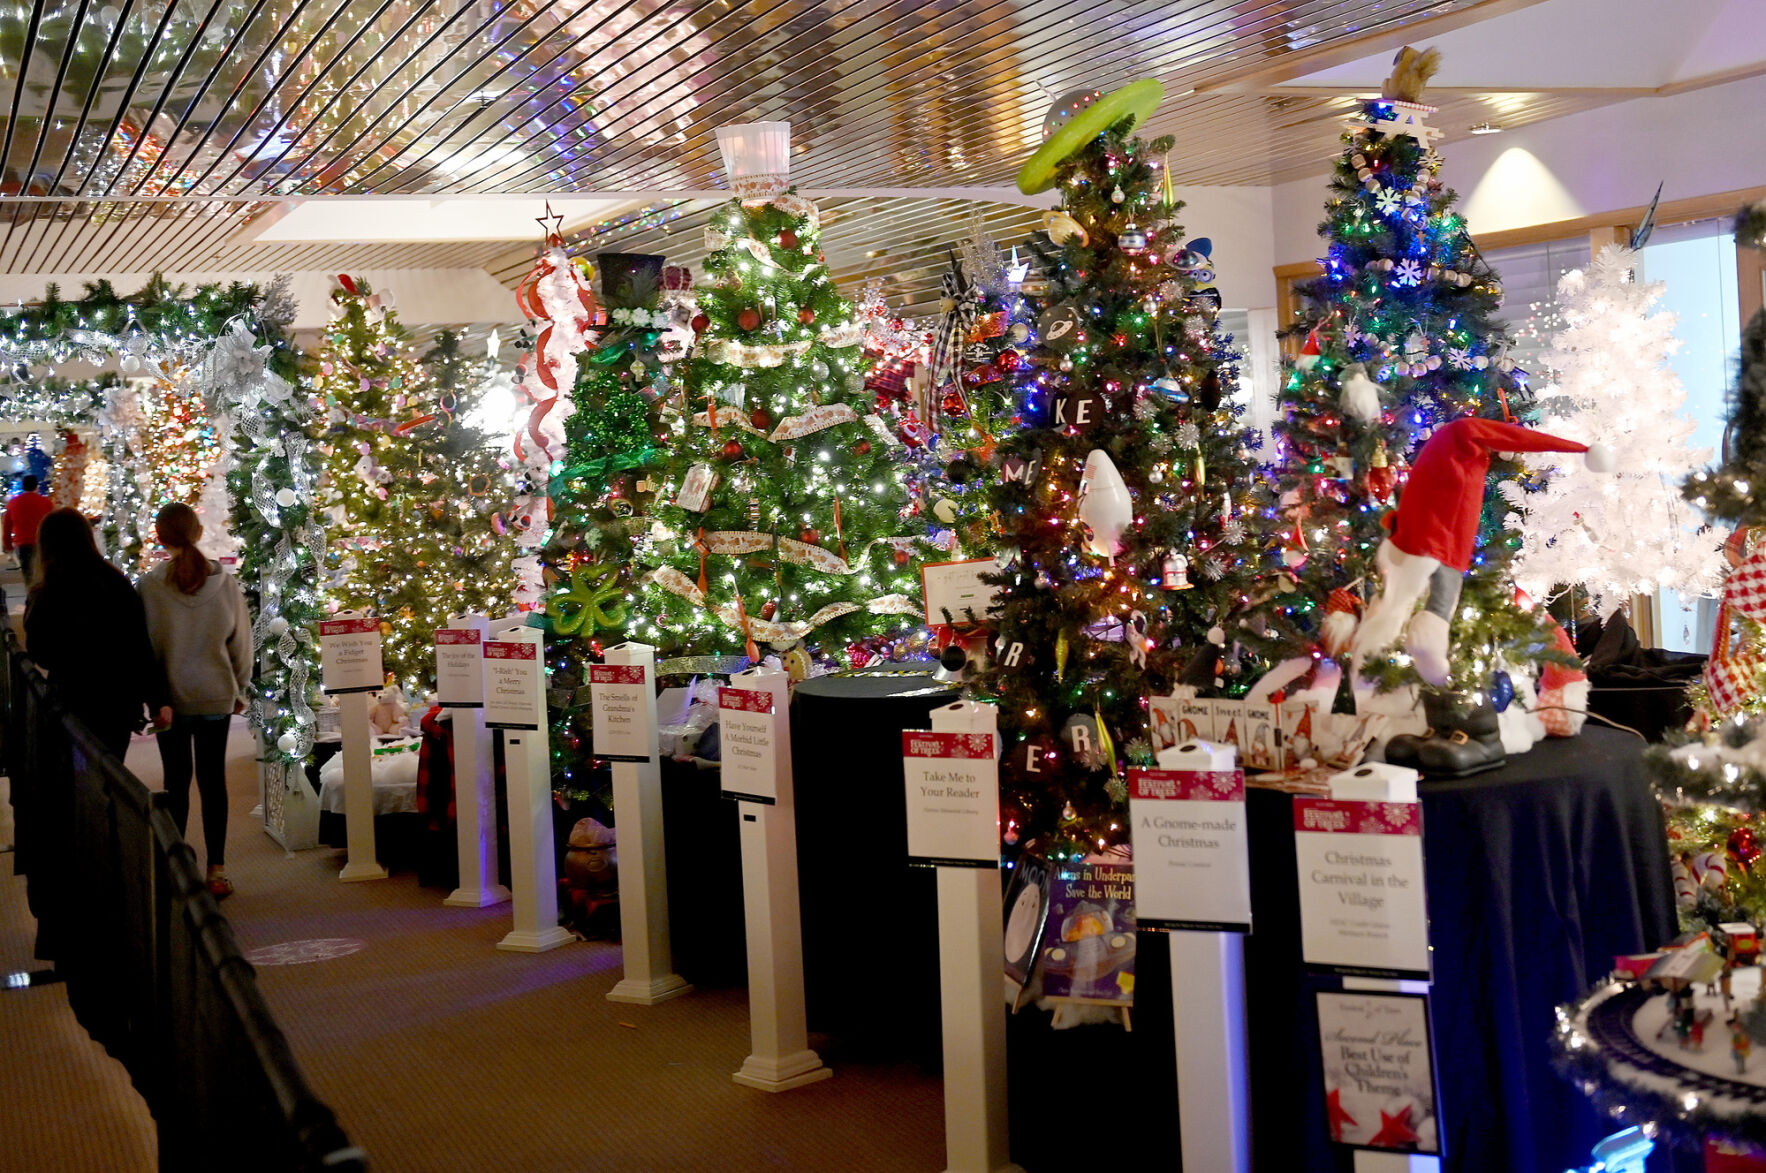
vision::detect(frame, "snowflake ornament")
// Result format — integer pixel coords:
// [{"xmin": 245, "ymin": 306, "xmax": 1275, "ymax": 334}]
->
[
  {"xmin": 1392, "ymin": 259, "xmax": 1425, "ymax": 287},
  {"xmin": 1375, "ymin": 189, "xmax": 1403, "ymax": 216},
  {"xmin": 1132, "ymin": 394, "xmax": 1159, "ymax": 422},
  {"xmin": 1447, "ymin": 347, "xmax": 1473, "ymax": 370},
  {"xmin": 1222, "ymin": 518, "xmax": 1247, "ymax": 545},
  {"xmin": 1176, "ymin": 422, "xmax": 1201, "ymax": 449},
  {"xmin": 1201, "ymin": 555, "xmax": 1227, "ymax": 581}
]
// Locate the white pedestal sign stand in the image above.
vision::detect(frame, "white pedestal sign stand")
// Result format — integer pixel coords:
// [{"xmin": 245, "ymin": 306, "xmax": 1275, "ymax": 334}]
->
[
  {"xmin": 595, "ymin": 642, "xmax": 690, "ymax": 1005},
  {"xmin": 319, "ymin": 612, "xmax": 388, "ymax": 883},
  {"xmin": 1150, "ymin": 739, "xmax": 1251, "ymax": 1173},
  {"xmin": 1313, "ymin": 762, "xmax": 1438, "ymax": 1173},
  {"xmin": 437, "ymin": 615, "xmax": 509, "ymax": 909},
  {"xmin": 486, "ymin": 616, "xmax": 571, "ymax": 954},
  {"xmin": 720, "ymin": 666, "xmax": 829, "ymax": 1092},
  {"xmin": 907, "ymin": 700, "xmax": 1022, "ymax": 1173}
]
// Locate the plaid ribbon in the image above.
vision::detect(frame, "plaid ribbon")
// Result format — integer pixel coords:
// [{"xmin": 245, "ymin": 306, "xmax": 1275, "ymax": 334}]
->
[{"xmin": 928, "ymin": 248, "xmax": 977, "ymax": 392}]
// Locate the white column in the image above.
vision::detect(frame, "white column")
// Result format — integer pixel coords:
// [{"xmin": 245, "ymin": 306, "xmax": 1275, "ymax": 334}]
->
[
  {"xmin": 336, "ymin": 691, "xmax": 387, "ymax": 882},
  {"xmin": 444, "ymin": 614, "xmax": 509, "ymax": 908},
  {"xmin": 604, "ymin": 641, "xmax": 691, "ymax": 1005},
  {"xmin": 494, "ymin": 620, "xmax": 572, "ymax": 953},
  {"xmin": 1332, "ymin": 764, "xmax": 1440, "ymax": 1173},
  {"xmin": 929, "ymin": 701, "xmax": 1021, "ymax": 1173},
  {"xmin": 1161, "ymin": 739, "xmax": 1249, "ymax": 1173},
  {"xmin": 730, "ymin": 666, "xmax": 829, "ymax": 1092}
]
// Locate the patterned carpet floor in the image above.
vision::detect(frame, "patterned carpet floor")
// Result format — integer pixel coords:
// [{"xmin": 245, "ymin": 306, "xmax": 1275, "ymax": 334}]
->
[{"xmin": 3, "ymin": 716, "xmax": 948, "ymax": 1172}]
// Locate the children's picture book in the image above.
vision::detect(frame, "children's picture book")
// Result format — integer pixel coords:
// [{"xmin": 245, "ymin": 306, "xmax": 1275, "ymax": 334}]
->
[
  {"xmin": 1039, "ymin": 861, "xmax": 1136, "ymax": 1006},
  {"xmin": 1003, "ymin": 854, "xmax": 1054, "ymax": 1007},
  {"xmin": 1243, "ymin": 701, "xmax": 1282, "ymax": 771}
]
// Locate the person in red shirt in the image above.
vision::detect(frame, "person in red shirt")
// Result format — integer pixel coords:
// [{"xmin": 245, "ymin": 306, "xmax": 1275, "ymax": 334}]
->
[{"xmin": 5, "ymin": 476, "xmax": 56, "ymax": 583}]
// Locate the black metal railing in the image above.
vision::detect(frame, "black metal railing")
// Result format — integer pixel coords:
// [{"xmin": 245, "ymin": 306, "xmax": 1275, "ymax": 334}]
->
[{"xmin": 2, "ymin": 595, "xmax": 365, "ymax": 1172}]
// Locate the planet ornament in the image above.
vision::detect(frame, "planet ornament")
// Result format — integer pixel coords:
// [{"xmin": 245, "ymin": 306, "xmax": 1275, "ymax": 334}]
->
[{"xmin": 1017, "ymin": 79, "xmax": 1166, "ymax": 195}]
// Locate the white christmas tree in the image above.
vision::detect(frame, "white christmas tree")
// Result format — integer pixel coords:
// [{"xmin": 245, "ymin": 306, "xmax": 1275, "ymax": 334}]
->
[{"xmin": 1502, "ymin": 244, "xmax": 1723, "ymax": 615}]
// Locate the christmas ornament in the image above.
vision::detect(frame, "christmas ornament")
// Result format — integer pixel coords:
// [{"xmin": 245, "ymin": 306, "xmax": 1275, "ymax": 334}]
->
[
  {"xmin": 852, "ymin": 440, "xmax": 872, "ymax": 456},
  {"xmin": 275, "ymin": 487, "xmax": 298, "ymax": 508},
  {"xmin": 1037, "ymin": 302, "xmax": 1084, "ymax": 351},
  {"xmin": 1162, "ymin": 552, "xmax": 1191, "ymax": 590},
  {"xmin": 678, "ymin": 464, "xmax": 718, "ymax": 512},
  {"xmin": 1062, "ymin": 712, "xmax": 1109, "ymax": 769},
  {"xmin": 800, "ymin": 526, "xmax": 820, "ymax": 545},
  {"xmin": 1040, "ymin": 210, "xmax": 1088, "ymax": 247},
  {"xmin": 1729, "ymin": 825, "xmax": 1762, "ymax": 870},
  {"xmin": 721, "ymin": 439, "xmax": 745, "ymax": 460},
  {"xmin": 932, "ymin": 498, "xmax": 959, "ymax": 524},
  {"xmin": 737, "ymin": 308, "xmax": 762, "ymax": 331},
  {"xmin": 691, "ymin": 312, "xmax": 710, "ymax": 334},
  {"xmin": 798, "ymin": 307, "xmax": 815, "ymax": 325},
  {"xmin": 1077, "ymin": 449, "xmax": 1131, "ymax": 562},
  {"xmin": 1054, "ymin": 387, "xmax": 1107, "ymax": 429},
  {"xmin": 1489, "ymin": 669, "xmax": 1515, "ymax": 712},
  {"xmin": 1338, "ymin": 362, "xmax": 1381, "ymax": 424},
  {"xmin": 1365, "ymin": 440, "xmax": 1398, "ymax": 502},
  {"xmin": 1003, "ymin": 734, "xmax": 1060, "ymax": 784},
  {"xmin": 1320, "ymin": 587, "xmax": 1360, "ymax": 655},
  {"xmin": 780, "ymin": 229, "xmax": 799, "ymax": 249},
  {"xmin": 750, "ymin": 408, "xmax": 772, "ymax": 430}
]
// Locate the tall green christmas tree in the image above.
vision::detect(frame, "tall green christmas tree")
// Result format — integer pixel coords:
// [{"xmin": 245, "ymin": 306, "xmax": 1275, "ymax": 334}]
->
[
  {"xmin": 317, "ymin": 277, "xmax": 505, "ymax": 694},
  {"xmin": 1262, "ymin": 49, "xmax": 1557, "ymax": 701},
  {"xmin": 632, "ymin": 132, "xmax": 923, "ymax": 669},
  {"xmin": 543, "ymin": 254, "xmax": 672, "ymax": 800},
  {"xmin": 975, "ymin": 81, "xmax": 1275, "ymax": 858}
]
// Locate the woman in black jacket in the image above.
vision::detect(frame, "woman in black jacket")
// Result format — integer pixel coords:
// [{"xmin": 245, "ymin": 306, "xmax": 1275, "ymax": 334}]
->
[{"xmin": 23, "ymin": 508, "xmax": 167, "ymax": 756}]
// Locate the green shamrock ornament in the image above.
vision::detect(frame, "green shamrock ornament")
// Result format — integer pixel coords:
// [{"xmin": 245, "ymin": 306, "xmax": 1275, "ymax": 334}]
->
[{"xmin": 550, "ymin": 561, "xmax": 628, "ymax": 637}]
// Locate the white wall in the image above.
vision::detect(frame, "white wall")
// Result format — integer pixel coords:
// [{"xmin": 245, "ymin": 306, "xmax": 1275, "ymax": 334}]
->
[
  {"xmin": 1273, "ymin": 71, "xmax": 1766, "ymax": 265},
  {"xmin": 1169, "ymin": 185, "xmax": 1278, "ymax": 311}
]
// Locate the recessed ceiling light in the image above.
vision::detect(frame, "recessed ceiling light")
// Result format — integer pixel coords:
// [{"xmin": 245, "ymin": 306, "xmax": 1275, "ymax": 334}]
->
[{"xmin": 1469, "ymin": 122, "xmax": 1502, "ymax": 135}]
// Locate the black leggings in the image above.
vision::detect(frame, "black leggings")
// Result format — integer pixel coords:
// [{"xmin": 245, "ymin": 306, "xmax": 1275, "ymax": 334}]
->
[{"xmin": 157, "ymin": 717, "xmax": 231, "ymax": 867}]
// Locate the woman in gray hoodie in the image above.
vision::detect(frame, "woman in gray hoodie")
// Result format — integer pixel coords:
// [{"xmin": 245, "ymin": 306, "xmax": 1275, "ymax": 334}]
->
[{"xmin": 138, "ymin": 502, "xmax": 252, "ymax": 898}]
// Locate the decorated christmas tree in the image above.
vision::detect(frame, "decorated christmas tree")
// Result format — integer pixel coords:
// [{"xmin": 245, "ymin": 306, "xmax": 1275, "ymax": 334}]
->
[
  {"xmin": 1263, "ymin": 48, "xmax": 1559, "ymax": 702},
  {"xmin": 1683, "ymin": 200, "xmax": 1766, "ymax": 724},
  {"xmin": 414, "ymin": 327, "xmax": 517, "ymax": 626},
  {"xmin": 1502, "ymin": 245, "xmax": 1722, "ymax": 616},
  {"xmin": 632, "ymin": 123, "xmax": 923, "ymax": 671},
  {"xmin": 543, "ymin": 253, "xmax": 674, "ymax": 800},
  {"xmin": 317, "ymin": 275, "xmax": 492, "ymax": 693},
  {"xmin": 976, "ymin": 81, "xmax": 1274, "ymax": 857},
  {"xmin": 913, "ymin": 241, "xmax": 1034, "ymax": 563}
]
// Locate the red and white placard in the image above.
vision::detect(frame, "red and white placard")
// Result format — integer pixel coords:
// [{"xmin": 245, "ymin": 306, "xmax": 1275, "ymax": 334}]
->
[
  {"xmin": 589, "ymin": 663, "xmax": 651, "ymax": 762},
  {"xmin": 719, "ymin": 686, "xmax": 778, "ymax": 804},
  {"xmin": 1129, "ymin": 768, "xmax": 1251, "ymax": 933},
  {"xmin": 320, "ymin": 616, "xmax": 383, "ymax": 694},
  {"xmin": 901, "ymin": 730, "xmax": 999, "ymax": 868},
  {"xmin": 483, "ymin": 639, "xmax": 542, "ymax": 730},
  {"xmin": 1293, "ymin": 798, "xmax": 1429, "ymax": 980},
  {"xmin": 435, "ymin": 627, "xmax": 484, "ymax": 707}
]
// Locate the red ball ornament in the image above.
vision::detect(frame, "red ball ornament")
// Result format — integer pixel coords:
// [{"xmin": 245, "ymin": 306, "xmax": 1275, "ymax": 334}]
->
[
  {"xmin": 721, "ymin": 439, "xmax": 745, "ymax": 460},
  {"xmin": 996, "ymin": 349, "xmax": 1024, "ymax": 372},
  {"xmin": 1730, "ymin": 826, "xmax": 1762, "ymax": 870},
  {"xmin": 750, "ymin": 408, "xmax": 772, "ymax": 430},
  {"xmin": 798, "ymin": 307, "xmax": 815, "ymax": 325},
  {"xmin": 761, "ymin": 600, "xmax": 777, "ymax": 620},
  {"xmin": 893, "ymin": 548, "xmax": 911, "ymax": 566},
  {"xmin": 690, "ymin": 312, "xmax": 710, "ymax": 334},
  {"xmin": 780, "ymin": 229, "xmax": 799, "ymax": 250},
  {"xmin": 737, "ymin": 308, "xmax": 762, "ymax": 331},
  {"xmin": 800, "ymin": 527, "xmax": 820, "ymax": 545},
  {"xmin": 852, "ymin": 440, "xmax": 872, "ymax": 456}
]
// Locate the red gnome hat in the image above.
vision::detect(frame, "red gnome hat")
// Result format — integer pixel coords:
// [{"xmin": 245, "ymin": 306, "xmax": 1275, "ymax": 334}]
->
[
  {"xmin": 1388, "ymin": 417, "xmax": 1614, "ymax": 570},
  {"xmin": 1352, "ymin": 417, "xmax": 1614, "ymax": 684}
]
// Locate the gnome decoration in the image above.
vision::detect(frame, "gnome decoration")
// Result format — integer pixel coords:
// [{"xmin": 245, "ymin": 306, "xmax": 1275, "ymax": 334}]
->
[
  {"xmin": 1077, "ymin": 448, "xmax": 1133, "ymax": 563},
  {"xmin": 1352, "ymin": 417, "xmax": 1614, "ymax": 687},
  {"xmin": 561, "ymin": 818, "xmax": 620, "ymax": 939},
  {"xmin": 1535, "ymin": 616, "xmax": 1590, "ymax": 737},
  {"xmin": 1338, "ymin": 363, "xmax": 1382, "ymax": 425}
]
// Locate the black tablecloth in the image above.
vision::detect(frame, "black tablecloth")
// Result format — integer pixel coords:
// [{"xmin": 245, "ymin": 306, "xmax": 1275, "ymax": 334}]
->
[
  {"xmin": 791, "ymin": 669, "xmax": 959, "ymax": 1061},
  {"xmin": 1245, "ymin": 727, "xmax": 1677, "ymax": 1173}
]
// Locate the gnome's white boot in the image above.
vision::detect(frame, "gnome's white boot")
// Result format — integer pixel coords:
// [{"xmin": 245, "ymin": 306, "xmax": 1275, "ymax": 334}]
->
[{"xmin": 1406, "ymin": 611, "xmax": 1451, "ymax": 686}]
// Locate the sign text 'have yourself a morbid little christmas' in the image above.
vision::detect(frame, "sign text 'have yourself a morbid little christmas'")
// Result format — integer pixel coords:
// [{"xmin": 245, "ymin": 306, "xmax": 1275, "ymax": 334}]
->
[
  {"xmin": 483, "ymin": 640, "xmax": 542, "ymax": 730},
  {"xmin": 718, "ymin": 686, "xmax": 777, "ymax": 804},
  {"xmin": 320, "ymin": 616, "xmax": 383, "ymax": 694},
  {"xmin": 588, "ymin": 664, "xmax": 651, "ymax": 762},
  {"xmin": 901, "ymin": 730, "xmax": 1000, "ymax": 867}
]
